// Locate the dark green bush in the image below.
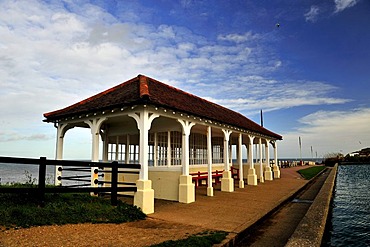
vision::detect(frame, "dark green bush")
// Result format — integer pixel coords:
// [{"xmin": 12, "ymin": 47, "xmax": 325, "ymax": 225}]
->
[{"xmin": 0, "ymin": 191, "xmax": 146, "ymax": 228}]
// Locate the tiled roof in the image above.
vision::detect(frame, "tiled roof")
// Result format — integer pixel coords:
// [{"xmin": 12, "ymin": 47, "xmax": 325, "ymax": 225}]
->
[{"xmin": 44, "ymin": 75, "xmax": 282, "ymax": 140}]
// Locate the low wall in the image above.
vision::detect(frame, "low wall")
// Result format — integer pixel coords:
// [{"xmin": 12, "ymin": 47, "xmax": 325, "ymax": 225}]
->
[{"xmin": 286, "ymin": 164, "xmax": 338, "ymax": 247}]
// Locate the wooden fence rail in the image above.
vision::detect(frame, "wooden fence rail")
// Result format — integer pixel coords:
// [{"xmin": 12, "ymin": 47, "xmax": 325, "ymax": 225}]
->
[{"xmin": 0, "ymin": 156, "xmax": 141, "ymax": 206}]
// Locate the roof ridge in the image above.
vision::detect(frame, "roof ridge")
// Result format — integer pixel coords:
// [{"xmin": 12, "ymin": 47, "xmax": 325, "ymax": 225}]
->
[{"xmin": 138, "ymin": 74, "xmax": 149, "ymax": 98}]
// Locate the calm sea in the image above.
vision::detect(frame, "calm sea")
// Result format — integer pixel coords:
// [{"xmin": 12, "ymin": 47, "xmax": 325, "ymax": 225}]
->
[
  {"xmin": 0, "ymin": 163, "xmax": 86, "ymax": 186},
  {"xmin": 324, "ymin": 164, "xmax": 370, "ymax": 246}
]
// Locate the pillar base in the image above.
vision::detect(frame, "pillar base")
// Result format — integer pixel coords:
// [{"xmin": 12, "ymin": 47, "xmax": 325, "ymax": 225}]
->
[
  {"xmin": 134, "ymin": 180, "xmax": 154, "ymax": 214},
  {"xmin": 178, "ymin": 175, "xmax": 195, "ymax": 203},
  {"xmin": 259, "ymin": 175, "xmax": 264, "ymax": 183},
  {"xmin": 221, "ymin": 171, "xmax": 234, "ymax": 192},
  {"xmin": 207, "ymin": 186, "xmax": 214, "ymax": 196},
  {"xmin": 273, "ymin": 165, "xmax": 281, "ymax": 179},
  {"xmin": 247, "ymin": 168, "xmax": 258, "ymax": 186},
  {"xmin": 264, "ymin": 167, "xmax": 273, "ymax": 181},
  {"xmin": 239, "ymin": 179, "xmax": 245, "ymax": 188}
]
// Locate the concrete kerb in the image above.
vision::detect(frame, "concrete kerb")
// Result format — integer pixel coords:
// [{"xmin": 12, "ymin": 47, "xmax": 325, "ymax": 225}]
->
[
  {"xmin": 286, "ymin": 164, "xmax": 337, "ymax": 247},
  {"xmin": 218, "ymin": 166, "xmax": 330, "ymax": 247}
]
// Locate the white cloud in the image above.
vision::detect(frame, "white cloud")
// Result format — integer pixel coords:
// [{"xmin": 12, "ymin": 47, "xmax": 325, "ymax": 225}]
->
[
  {"xmin": 305, "ymin": 5, "xmax": 320, "ymax": 23},
  {"xmin": 192, "ymin": 76, "xmax": 350, "ymax": 114},
  {"xmin": 217, "ymin": 31, "xmax": 260, "ymax": 43},
  {"xmin": 334, "ymin": 0, "xmax": 358, "ymax": 13},
  {"xmin": 280, "ymin": 108, "xmax": 370, "ymax": 158}
]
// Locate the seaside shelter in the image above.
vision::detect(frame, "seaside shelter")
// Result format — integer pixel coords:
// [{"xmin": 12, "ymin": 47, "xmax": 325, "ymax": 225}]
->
[{"xmin": 43, "ymin": 75, "xmax": 282, "ymax": 214}]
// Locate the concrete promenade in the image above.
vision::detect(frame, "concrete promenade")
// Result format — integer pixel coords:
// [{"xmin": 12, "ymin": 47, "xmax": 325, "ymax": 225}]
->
[
  {"xmin": 150, "ymin": 166, "xmax": 311, "ymax": 244},
  {"xmin": 1, "ymin": 166, "xmax": 333, "ymax": 247}
]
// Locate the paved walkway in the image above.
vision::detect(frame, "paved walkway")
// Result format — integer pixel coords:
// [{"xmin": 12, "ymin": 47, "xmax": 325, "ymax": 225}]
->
[
  {"xmin": 0, "ymin": 166, "xmax": 311, "ymax": 247},
  {"xmin": 150, "ymin": 166, "xmax": 309, "ymax": 241}
]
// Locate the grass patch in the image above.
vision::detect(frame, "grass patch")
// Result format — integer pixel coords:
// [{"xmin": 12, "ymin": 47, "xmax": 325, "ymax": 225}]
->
[
  {"xmin": 151, "ymin": 231, "xmax": 228, "ymax": 247},
  {"xmin": 0, "ymin": 189, "xmax": 146, "ymax": 228},
  {"xmin": 298, "ymin": 166, "xmax": 326, "ymax": 180}
]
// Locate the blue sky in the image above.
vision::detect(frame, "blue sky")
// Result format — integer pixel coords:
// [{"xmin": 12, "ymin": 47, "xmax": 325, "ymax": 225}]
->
[{"xmin": 0, "ymin": 0, "xmax": 369, "ymax": 159}]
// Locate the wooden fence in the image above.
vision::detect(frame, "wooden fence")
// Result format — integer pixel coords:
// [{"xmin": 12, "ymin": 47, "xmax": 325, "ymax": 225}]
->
[{"xmin": 0, "ymin": 156, "xmax": 140, "ymax": 206}]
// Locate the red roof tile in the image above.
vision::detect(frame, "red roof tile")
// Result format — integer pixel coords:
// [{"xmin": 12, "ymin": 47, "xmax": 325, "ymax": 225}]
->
[{"xmin": 44, "ymin": 75, "xmax": 282, "ymax": 140}]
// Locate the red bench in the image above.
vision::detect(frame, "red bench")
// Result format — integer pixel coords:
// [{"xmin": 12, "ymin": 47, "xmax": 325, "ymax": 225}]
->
[{"xmin": 190, "ymin": 170, "xmax": 223, "ymax": 188}]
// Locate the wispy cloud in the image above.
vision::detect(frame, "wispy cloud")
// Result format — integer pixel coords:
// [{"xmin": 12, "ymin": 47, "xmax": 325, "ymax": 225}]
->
[
  {"xmin": 191, "ymin": 76, "xmax": 350, "ymax": 114},
  {"xmin": 334, "ymin": 0, "xmax": 358, "ymax": 13},
  {"xmin": 280, "ymin": 108, "xmax": 370, "ymax": 157},
  {"xmin": 305, "ymin": 5, "xmax": 320, "ymax": 23},
  {"xmin": 217, "ymin": 31, "xmax": 260, "ymax": 43}
]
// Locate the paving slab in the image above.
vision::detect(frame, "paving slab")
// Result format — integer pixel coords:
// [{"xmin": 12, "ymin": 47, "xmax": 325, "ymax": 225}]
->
[{"xmin": 150, "ymin": 166, "xmax": 308, "ymax": 234}]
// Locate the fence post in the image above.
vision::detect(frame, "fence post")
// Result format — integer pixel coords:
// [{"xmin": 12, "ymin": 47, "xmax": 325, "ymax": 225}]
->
[
  {"xmin": 111, "ymin": 161, "xmax": 118, "ymax": 206},
  {"xmin": 38, "ymin": 157, "xmax": 47, "ymax": 205}
]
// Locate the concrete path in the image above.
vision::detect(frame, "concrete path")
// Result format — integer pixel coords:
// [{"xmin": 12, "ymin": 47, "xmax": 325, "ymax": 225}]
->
[
  {"xmin": 237, "ymin": 167, "xmax": 331, "ymax": 246},
  {"xmin": 150, "ymin": 166, "xmax": 310, "ymax": 243}
]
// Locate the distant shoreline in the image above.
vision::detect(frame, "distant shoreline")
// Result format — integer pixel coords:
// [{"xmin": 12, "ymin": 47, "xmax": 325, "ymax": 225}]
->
[{"xmin": 339, "ymin": 162, "xmax": 370, "ymax": 165}]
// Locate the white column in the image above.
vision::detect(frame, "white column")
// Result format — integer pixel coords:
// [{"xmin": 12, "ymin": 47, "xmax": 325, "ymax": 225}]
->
[
  {"xmin": 272, "ymin": 141, "xmax": 281, "ymax": 178},
  {"xmin": 125, "ymin": 135, "xmax": 130, "ymax": 164},
  {"xmin": 102, "ymin": 130, "xmax": 109, "ymax": 162},
  {"xmin": 128, "ymin": 108, "xmax": 159, "ymax": 214},
  {"xmin": 167, "ymin": 131, "xmax": 171, "ymax": 167},
  {"xmin": 178, "ymin": 120, "xmax": 195, "ymax": 203},
  {"xmin": 84, "ymin": 118, "xmax": 107, "ymax": 189},
  {"xmin": 258, "ymin": 138, "xmax": 264, "ymax": 183},
  {"xmin": 221, "ymin": 129, "xmax": 234, "ymax": 192},
  {"xmin": 264, "ymin": 139, "xmax": 273, "ymax": 180},
  {"xmin": 154, "ymin": 132, "xmax": 158, "ymax": 167},
  {"xmin": 238, "ymin": 133, "xmax": 244, "ymax": 188},
  {"xmin": 207, "ymin": 126, "xmax": 213, "ymax": 196},
  {"xmin": 247, "ymin": 135, "xmax": 257, "ymax": 185},
  {"xmin": 54, "ymin": 123, "xmax": 72, "ymax": 186}
]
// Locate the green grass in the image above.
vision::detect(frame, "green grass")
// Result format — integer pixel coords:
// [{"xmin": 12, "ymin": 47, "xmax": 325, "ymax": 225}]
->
[
  {"xmin": 0, "ymin": 190, "xmax": 146, "ymax": 228},
  {"xmin": 150, "ymin": 231, "xmax": 228, "ymax": 247},
  {"xmin": 298, "ymin": 166, "xmax": 326, "ymax": 180}
]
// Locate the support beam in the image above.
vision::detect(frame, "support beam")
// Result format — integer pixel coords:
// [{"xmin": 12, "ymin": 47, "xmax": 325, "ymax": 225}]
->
[
  {"xmin": 128, "ymin": 108, "xmax": 159, "ymax": 214},
  {"xmin": 221, "ymin": 129, "xmax": 234, "ymax": 192},
  {"xmin": 238, "ymin": 133, "xmax": 244, "ymax": 188},
  {"xmin": 272, "ymin": 141, "xmax": 281, "ymax": 178},
  {"xmin": 84, "ymin": 118, "xmax": 107, "ymax": 189},
  {"xmin": 258, "ymin": 138, "xmax": 264, "ymax": 183},
  {"xmin": 247, "ymin": 135, "xmax": 257, "ymax": 186},
  {"xmin": 264, "ymin": 139, "xmax": 273, "ymax": 181},
  {"xmin": 207, "ymin": 126, "xmax": 213, "ymax": 196},
  {"xmin": 178, "ymin": 119, "xmax": 195, "ymax": 203},
  {"xmin": 54, "ymin": 123, "xmax": 74, "ymax": 186}
]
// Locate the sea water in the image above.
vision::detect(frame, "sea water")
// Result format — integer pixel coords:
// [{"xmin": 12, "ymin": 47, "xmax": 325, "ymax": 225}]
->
[
  {"xmin": 0, "ymin": 163, "xmax": 87, "ymax": 186},
  {"xmin": 324, "ymin": 164, "xmax": 370, "ymax": 246}
]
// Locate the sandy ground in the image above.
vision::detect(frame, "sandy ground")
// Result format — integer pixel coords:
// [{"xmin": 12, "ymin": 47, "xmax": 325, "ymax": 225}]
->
[{"xmin": 0, "ymin": 218, "xmax": 208, "ymax": 247}]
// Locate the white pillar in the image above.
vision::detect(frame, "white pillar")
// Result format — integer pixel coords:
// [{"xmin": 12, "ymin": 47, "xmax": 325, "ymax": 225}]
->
[
  {"xmin": 167, "ymin": 131, "xmax": 171, "ymax": 167},
  {"xmin": 178, "ymin": 120, "xmax": 195, "ymax": 203},
  {"xmin": 54, "ymin": 123, "xmax": 72, "ymax": 186},
  {"xmin": 102, "ymin": 130, "xmax": 109, "ymax": 162},
  {"xmin": 154, "ymin": 132, "xmax": 158, "ymax": 167},
  {"xmin": 238, "ymin": 133, "xmax": 244, "ymax": 188},
  {"xmin": 264, "ymin": 139, "xmax": 273, "ymax": 181},
  {"xmin": 128, "ymin": 108, "xmax": 159, "ymax": 214},
  {"xmin": 207, "ymin": 126, "xmax": 213, "ymax": 196},
  {"xmin": 258, "ymin": 138, "xmax": 264, "ymax": 183},
  {"xmin": 221, "ymin": 129, "xmax": 234, "ymax": 192},
  {"xmin": 272, "ymin": 141, "xmax": 281, "ymax": 178},
  {"xmin": 125, "ymin": 135, "xmax": 130, "ymax": 164},
  {"xmin": 84, "ymin": 118, "xmax": 107, "ymax": 189},
  {"xmin": 247, "ymin": 135, "xmax": 257, "ymax": 185}
]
